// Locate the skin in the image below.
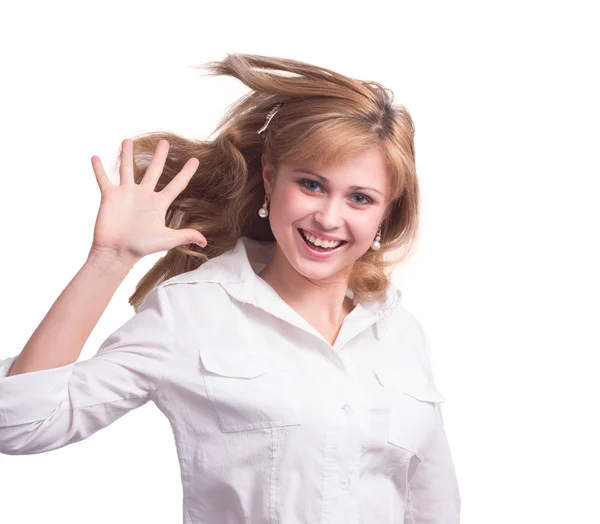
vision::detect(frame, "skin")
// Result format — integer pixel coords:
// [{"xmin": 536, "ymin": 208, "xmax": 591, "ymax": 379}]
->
[{"xmin": 258, "ymin": 146, "xmax": 391, "ymax": 345}]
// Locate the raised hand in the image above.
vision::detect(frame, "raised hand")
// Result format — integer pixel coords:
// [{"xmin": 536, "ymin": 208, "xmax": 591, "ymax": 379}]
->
[{"xmin": 89, "ymin": 138, "xmax": 205, "ymax": 265}]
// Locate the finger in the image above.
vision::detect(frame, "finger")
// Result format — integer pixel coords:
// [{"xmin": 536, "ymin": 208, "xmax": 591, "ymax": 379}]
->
[
  {"xmin": 91, "ymin": 155, "xmax": 113, "ymax": 193},
  {"xmin": 119, "ymin": 138, "xmax": 135, "ymax": 186},
  {"xmin": 164, "ymin": 229, "xmax": 207, "ymax": 251},
  {"xmin": 141, "ymin": 139, "xmax": 170, "ymax": 189},
  {"xmin": 159, "ymin": 157, "xmax": 199, "ymax": 204}
]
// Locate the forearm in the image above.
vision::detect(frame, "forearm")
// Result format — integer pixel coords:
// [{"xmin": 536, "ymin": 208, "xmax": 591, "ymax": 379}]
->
[{"xmin": 8, "ymin": 250, "xmax": 136, "ymax": 376}]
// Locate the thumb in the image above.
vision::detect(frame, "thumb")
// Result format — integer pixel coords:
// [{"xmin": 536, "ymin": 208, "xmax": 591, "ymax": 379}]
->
[{"xmin": 168, "ymin": 229, "xmax": 207, "ymax": 250}]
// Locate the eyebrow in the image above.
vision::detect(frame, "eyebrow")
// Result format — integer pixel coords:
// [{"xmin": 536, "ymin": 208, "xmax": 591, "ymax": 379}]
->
[{"xmin": 292, "ymin": 168, "xmax": 385, "ymax": 197}]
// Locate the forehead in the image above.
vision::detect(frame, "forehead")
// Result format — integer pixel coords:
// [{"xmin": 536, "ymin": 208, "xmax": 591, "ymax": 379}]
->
[{"xmin": 284, "ymin": 147, "xmax": 388, "ymax": 179}]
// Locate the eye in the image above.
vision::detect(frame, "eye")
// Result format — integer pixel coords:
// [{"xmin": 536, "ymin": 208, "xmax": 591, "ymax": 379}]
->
[
  {"xmin": 298, "ymin": 179, "xmax": 374, "ymax": 206},
  {"xmin": 298, "ymin": 179, "xmax": 323, "ymax": 192},
  {"xmin": 350, "ymin": 194, "xmax": 373, "ymax": 206}
]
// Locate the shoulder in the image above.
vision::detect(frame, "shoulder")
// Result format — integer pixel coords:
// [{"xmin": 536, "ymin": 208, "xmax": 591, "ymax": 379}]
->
[
  {"xmin": 145, "ymin": 275, "xmax": 240, "ymax": 350},
  {"xmin": 376, "ymin": 298, "xmax": 434, "ymax": 366},
  {"xmin": 376, "ymin": 285, "xmax": 425, "ymax": 340},
  {"xmin": 158, "ymin": 270, "xmax": 235, "ymax": 312}
]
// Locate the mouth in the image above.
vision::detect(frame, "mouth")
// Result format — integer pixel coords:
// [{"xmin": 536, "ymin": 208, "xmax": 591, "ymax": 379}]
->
[{"xmin": 297, "ymin": 228, "xmax": 348, "ymax": 253}]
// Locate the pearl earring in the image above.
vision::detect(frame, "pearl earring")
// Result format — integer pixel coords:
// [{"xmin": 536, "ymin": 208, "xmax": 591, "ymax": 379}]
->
[
  {"xmin": 258, "ymin": 194, "xmax": 270, "ymax": 218},
  {"xmin": 371, "ymin": 227, "xmax": 382, "ymax": 250}
]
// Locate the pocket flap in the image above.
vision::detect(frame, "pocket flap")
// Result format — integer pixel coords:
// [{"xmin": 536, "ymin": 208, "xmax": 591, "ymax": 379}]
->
[
  {"xmin": 374, "ymin": 366, "xmax": 446, "ymax": 403},
  {"xmin": 199, "ymin": 346, "xmax": 290, "ymax": 379}
]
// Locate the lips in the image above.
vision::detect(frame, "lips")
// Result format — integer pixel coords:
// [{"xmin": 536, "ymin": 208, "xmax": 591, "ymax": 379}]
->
[
  {"xmin": 296, "ymin": 228, "xmax": 348, "ymax": 259},
  {"xmin": 299, "ymin": 228, "xmax": 347, "ymax": 243}
]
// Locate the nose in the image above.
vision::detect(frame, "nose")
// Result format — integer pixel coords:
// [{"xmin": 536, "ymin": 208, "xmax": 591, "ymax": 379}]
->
[{"xmin": 314, "ymin": 198, "xmax": 345, "ymax": 231}]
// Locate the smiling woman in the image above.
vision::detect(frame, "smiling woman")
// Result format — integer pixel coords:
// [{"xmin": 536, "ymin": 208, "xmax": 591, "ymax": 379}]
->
[
  {"xmin": 0, "ymin": 52, "xmax": 460, "ymax": 524},
  {"xmin": 122, "ymin": 53, "xmax": 421, "ymax": 310}
]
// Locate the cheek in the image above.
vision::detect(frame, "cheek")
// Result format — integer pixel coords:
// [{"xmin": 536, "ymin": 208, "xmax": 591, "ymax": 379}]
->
[
  {"xmin": 272, "ymin": 184, "xmax": 312, "ymax": 220},
  {"xmin": 347, "ymin": 214, "xmax": 381, "ymax": 241}
]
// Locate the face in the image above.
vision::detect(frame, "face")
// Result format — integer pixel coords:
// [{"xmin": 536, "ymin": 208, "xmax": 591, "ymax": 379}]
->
[{"xmin": 261, "ymin": 147, "xmax": 391, "ymax": 284}]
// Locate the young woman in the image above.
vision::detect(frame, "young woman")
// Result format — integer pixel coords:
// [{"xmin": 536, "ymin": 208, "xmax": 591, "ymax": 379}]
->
[{"xmin": 0, "ymin": 54, "xmax": 461, "ymax": 523}]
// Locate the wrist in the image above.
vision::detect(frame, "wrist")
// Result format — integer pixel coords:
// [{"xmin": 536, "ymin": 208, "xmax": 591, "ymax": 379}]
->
[{"xmin": 86, "ymin": 246, "xmax": 138, "ymax": 276}]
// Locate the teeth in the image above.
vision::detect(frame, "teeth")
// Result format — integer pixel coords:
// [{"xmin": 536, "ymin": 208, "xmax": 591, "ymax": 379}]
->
[{"xmin": 301, "ymin": 230, "xmax": 341, "ymax": 249}]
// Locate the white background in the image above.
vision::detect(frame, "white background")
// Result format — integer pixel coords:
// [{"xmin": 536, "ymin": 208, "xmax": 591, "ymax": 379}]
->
[{"xmin": 1, "ymin": 1, "xmax": 599, "ymax": 522}]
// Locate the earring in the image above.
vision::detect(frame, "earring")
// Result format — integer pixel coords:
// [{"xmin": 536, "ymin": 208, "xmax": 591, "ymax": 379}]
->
[
  {"xmin": 258, "ymin": 194, "xmax": 270, "ymax": 218},
  {"xmin": 371, "ymin": 227, "xmax": 382, "ymax": 250}
]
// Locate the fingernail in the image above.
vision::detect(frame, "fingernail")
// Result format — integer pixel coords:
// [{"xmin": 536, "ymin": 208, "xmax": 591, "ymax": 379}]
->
[{"xmin": 195, "ymin": 242, "xmax": 207, "ymax": 248}]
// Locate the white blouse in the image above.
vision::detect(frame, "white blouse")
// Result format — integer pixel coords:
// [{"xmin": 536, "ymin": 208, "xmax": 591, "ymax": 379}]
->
[{"xmin": 0, "ymin": 236, "xmax": 461, "ymax": 523}]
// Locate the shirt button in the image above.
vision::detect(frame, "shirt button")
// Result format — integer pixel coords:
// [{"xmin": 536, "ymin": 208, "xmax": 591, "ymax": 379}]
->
[
  {"xmin": 339, "ymin": 477, "xmax": 350, "ymax": 489},
  {"xmin": 342, "ymin": 404, "xmax": 353, "ymax": 415}
]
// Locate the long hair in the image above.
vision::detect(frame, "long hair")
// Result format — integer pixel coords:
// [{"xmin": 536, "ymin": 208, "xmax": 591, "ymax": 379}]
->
[{"xmin": 128, "ymin": 53, "xmax": 420, "ymax": 311}]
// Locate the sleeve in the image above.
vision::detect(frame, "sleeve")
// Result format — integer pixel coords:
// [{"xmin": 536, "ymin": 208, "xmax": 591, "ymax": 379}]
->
[
  {"xmin": 404, "ymin": 399, "xmax": 461, "ymax": 523},
  {"xmin": 403, "ymin": 318, "xmax": 461, "ymax": 522},
  {"xmin": 0, "ymin": 284, "xmax": 174, "ymax": 456}
]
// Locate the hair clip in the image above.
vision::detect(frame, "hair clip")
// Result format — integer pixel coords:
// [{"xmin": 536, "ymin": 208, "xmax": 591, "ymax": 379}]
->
[{"xmin": 257, "ymin": 103, "xmax": 282, "ymax": 135}]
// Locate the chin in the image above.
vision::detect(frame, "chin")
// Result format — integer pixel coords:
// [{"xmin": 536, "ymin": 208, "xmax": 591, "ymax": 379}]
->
[
  {"xmin": 291, "ymin": 252, "xmax": 357, "ymax": 282},
  {"xmin": 295, "ymin": 263, "xmax": 341, "ymax": 281}
]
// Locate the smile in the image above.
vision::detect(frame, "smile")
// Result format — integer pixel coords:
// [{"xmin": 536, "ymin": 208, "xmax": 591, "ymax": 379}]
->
[
  {"xmin": 297, "ymin": 228, "xmax": 348, "ymax": 258},
  {"xmin": 299, "ymin": 229, "xmax": 346, "ymax": 249}
]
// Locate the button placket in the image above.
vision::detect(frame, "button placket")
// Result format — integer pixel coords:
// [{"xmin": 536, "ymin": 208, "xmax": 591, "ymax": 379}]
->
[
  {"xmin": 317, "ymin": 377, "xmax": 363, "ymax": 520},
  {"xmin": 337, "ymin": 399, "xmax": 356, "ymax": 493}
]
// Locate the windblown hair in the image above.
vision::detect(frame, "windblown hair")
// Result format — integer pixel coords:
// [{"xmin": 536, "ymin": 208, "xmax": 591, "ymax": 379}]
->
[{"xmin": 128, "ymin": 53, "xmax": 420, "ymax": 311}]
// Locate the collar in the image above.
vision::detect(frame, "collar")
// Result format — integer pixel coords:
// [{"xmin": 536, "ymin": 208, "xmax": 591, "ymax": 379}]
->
[{"xmin": 165, "ymin": 237, "xmax": 403, "ymax": 347}]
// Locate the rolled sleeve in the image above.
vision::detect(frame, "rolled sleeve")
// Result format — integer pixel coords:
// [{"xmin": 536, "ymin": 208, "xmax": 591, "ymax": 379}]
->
[
  {"xmin": 0, "ymin": 358, "xmax": 77, "ymax": 426},
  {"xmin": 404, "ymin": 405, "xmax": 461, "ymax": 523},
  {"xmin": 0, "ymin": 284, "xmax": 174, "ymax": 455}
]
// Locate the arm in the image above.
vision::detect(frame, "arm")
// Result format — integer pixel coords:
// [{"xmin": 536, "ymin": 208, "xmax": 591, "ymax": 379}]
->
[
  {"xmin": 403, "ymin": 318, "xmax": 461, "ymax": 522},
  {"xmin": 0, "ymin": 138, "xmax": 200, "ymax": 455},
  {"xmin": 0, "ymin": 258, "xmax": 174, "ymax": 455},
  {"xmin": 404, "ymin": 405, "xmax": 461, "ymax": 523},
  {"xmin": 8, "ymin": 249, "xmax": 136, "ymax": 377}
]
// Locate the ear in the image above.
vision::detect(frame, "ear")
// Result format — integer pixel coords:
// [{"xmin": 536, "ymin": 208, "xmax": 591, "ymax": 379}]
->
[{"xmin": 261, "ymin": 154, "xmax": 275, "ymax": 195}]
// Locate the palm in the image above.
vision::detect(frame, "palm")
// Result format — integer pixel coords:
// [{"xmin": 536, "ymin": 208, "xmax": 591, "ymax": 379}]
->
[{"xmin": 89, "ymin": 139, "xmax": 204, "ymax": 263}]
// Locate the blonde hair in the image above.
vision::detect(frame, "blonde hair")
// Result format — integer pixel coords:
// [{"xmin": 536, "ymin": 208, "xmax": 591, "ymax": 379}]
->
[{"xmin": 128, "ymin": 53, "xmax": 420, "ymax": 311}]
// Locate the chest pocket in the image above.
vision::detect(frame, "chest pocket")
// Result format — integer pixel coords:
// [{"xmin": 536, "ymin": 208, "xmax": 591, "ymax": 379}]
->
[
  {"xmin": 373, "ymin": 366, "xmax": 446, "ymax": 462},
  {"xmin": 199, "ymin": 346, "xmax": 303, "ymax": 433}
]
